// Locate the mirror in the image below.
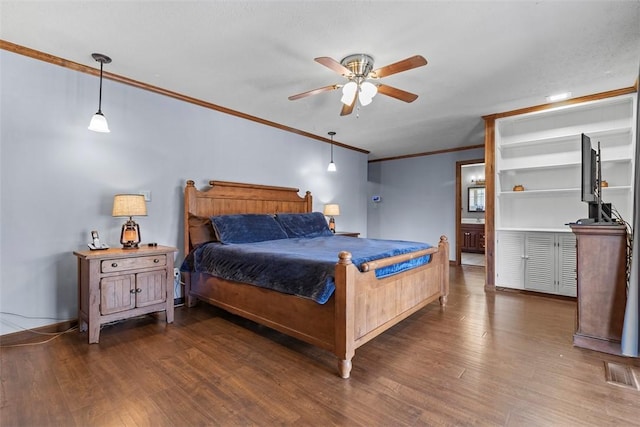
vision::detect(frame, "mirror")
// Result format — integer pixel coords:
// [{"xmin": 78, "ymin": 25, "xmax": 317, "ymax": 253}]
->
[{"xmin": 468, "ymin": 186, "xmax": 485, "ymax": 212}]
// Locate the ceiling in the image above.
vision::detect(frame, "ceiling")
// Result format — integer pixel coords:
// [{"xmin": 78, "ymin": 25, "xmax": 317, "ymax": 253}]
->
[{"xmin": 1, "ymin": 1, "xmax": 639, "ymax": 160}]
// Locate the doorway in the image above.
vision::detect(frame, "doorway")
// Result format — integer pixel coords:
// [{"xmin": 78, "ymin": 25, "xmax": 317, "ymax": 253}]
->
[{"xmin": 455, "ymin": 159, "xmax": 485, "ymax": 266}]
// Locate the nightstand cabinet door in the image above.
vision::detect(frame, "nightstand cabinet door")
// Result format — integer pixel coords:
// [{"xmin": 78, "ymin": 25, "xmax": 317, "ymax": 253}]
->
[
  {"xmin": 136, "ymin": 270, "xmax": 167, "ymax": 307},
  {"xmin": 100, "ymin": 275, "xmax": 136, "ymax": 315}
]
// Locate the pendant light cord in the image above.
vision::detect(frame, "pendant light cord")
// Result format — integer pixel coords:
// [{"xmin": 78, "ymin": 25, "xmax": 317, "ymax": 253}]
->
[{"xmin": 97, "ymin": 60, "xmax": 104, "ymax": 114}]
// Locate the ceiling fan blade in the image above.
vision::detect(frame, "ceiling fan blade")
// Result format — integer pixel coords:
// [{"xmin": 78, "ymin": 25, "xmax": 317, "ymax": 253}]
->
[
  {"xmin": 370, "ymin": 55, "xmax": 427, "ymax": 78},
  {"xmin": 377, "ymin": 84, "xmax": 419, "ymax": 103},
  {"xmin": 315, "ymin": 57, "xmax": 353, "ymax": 77},
  {"xmin": 288, "ymin": 84, "xmax": 339, "ymax": 101},
  {"xmin": 340, "ymin": 98, "xmax": 356, "ymax": 116}
]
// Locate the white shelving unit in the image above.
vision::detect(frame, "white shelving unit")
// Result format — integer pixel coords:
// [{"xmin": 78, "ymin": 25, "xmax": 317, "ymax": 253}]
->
[{"xmin": 494, "ymin": 93, "xmax": 637, "ymax": 296}]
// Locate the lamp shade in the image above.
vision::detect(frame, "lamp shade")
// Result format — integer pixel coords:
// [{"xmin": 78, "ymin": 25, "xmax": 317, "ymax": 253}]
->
[
  {"xmin": 323, "ymin": 204, "xmax": 340, "ymax": 216},
  {"xmin": 88, "ymin": 112, "xmax": 110, "ymax": 133},
  {"xmin": 112, "ymin": 194, "xmax": 147, "ymax": 217}
]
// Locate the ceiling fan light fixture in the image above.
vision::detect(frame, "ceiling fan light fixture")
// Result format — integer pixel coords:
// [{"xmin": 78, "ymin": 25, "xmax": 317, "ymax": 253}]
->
[
  {"xmin": 288, "ymin": 54, "xmax": 427, "ymax": 116},
  {"xmin": 360, "ymin": 81, "xmax": 377, "ymax": 98},
  {"xmin": 341, "ymin": 81, "xmax": 357, "ymax": 105},
  {"xmin": 358, "ymin": 81, "xmax": 377, "ymax": 106}
]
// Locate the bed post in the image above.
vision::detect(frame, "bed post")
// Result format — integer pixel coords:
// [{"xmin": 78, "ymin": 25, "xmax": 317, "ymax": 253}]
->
[
  {"xmin": 184, "ymin": 180, "xmax": 197, "ymax": 307},
  {"xmin": 334, "ymin": 251, "xmax": 356, "ymax": 378},
  {"xmin": 438, "ymin": 235, "xmax": 450, "ymax": 306}
]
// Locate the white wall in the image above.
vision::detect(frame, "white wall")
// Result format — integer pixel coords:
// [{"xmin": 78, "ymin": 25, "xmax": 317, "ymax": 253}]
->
[
  {"xmin": 0, "ymin": 51, "xmax": 368, "ymax": 335},
  {"xmin": 367, "ymin": 148, "xmax": 485, "ymax": 260}
]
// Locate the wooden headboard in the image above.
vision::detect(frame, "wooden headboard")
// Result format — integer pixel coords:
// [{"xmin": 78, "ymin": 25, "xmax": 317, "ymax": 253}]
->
[{"xmin": 184, "ymin": 180, "xmax": 313, "ymax": 253}]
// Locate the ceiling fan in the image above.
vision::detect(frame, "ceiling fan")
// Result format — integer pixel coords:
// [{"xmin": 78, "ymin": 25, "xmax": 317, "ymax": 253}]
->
[{"xmin": 288, "ymin": 54, "xmax": 428, "ymax": 116}]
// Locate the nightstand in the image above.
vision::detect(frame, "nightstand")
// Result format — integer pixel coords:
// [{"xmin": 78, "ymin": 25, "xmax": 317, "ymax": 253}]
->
[
  {"xmin": 73, "ymin": 245, "xmax": 178, "ymax": 343},
  {"xmin": 334, "ymin": 231, "xmax": 360, "ymax": 237}
]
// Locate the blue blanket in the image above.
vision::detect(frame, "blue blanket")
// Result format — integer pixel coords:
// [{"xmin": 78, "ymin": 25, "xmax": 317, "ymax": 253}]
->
[{"xmin": 181, "ymin": 236, "xmax": 432, "ymax": 304}]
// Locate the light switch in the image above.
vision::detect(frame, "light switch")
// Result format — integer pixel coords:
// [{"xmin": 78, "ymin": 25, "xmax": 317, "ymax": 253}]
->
[{"xmin": 139, "ymin": 190, "xmax": 151, "ymax": 202}]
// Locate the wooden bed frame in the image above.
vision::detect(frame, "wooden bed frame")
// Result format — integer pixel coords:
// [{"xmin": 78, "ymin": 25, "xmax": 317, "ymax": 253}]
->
[{"xmin": 183, "ymin": 180, "xmax": 449, "ymax": 378}]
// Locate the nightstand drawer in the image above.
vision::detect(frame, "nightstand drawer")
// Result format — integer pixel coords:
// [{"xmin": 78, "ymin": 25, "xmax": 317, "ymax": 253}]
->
[{"xmin": 101, "ymin": 255, "xmax": 167, "ymax": 273}]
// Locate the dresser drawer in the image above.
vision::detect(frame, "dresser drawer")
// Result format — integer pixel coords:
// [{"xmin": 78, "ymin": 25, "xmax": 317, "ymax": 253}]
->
[{"xmin": 101, "ymin": 255, "xmax": 167, "ymax": 273}]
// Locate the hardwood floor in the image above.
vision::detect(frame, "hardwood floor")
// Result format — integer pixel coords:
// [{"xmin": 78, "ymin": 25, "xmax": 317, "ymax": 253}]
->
[{"xmin": 2, "ymin": 265, "xmax": 639, "ymax": 426}]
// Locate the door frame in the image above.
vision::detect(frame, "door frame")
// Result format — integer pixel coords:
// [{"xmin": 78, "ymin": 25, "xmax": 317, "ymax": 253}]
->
[{"xmin": 455, "ymin": 158, "xmax": 485, "ymax": 265}]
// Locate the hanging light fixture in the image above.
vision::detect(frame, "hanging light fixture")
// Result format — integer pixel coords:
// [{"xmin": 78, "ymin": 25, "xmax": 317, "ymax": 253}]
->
[
  {"xmin": 327, "ymin": 131, "xmax": 337, "ymax": 172},
  {"xmin": 88, "ymin": 53, "xmax": 112, "ymax": 133}
]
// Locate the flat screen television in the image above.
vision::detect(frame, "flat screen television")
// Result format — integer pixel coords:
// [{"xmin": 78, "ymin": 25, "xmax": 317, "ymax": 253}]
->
[
  {"xmin": 580, "ymin": 133, "xmax": 611, "ymax": 223},
  {"xmin": 581, "ymin": 133, "xmax": 597, "ymax": 203}
]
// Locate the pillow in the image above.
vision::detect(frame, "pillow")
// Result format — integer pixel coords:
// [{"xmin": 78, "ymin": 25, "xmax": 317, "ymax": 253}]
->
[
  {"xmin": 275, "ymin": 212, "xmax": 334, "ymax": 238},
  {"xmin": 210, "ymin": 214, "xmax": 288, "ymax": 244},
  {"xmin": 188, "ymin": 214, "xmax": 218, "ymax": 246}
]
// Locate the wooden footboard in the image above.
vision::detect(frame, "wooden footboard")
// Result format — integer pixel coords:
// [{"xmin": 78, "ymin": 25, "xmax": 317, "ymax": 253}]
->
[
  {"xmin": 183, "ymin": 180, "xmax": 449, "ymax": 378},
  {"xmin": 184, "ymin": 235, "xmax": 449, "ymax": 378},
  {"xmin": 333, "ymin": 235, "xmax": 449, "ymax": 378}
]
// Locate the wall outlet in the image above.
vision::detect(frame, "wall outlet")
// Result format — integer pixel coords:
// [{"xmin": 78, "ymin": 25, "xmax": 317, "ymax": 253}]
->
[{"xmin": 173, "ymin": 268, "xmax": 180, "ymax": 279}]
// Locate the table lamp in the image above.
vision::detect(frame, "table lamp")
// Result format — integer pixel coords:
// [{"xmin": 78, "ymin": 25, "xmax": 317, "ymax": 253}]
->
[
  {"xmin": 112, "ymin": 194, "xmax": 147, "ymax": 249},
  {"xmin": 323, "ymin": 204, "xmax": 340, "ymax": 233}
]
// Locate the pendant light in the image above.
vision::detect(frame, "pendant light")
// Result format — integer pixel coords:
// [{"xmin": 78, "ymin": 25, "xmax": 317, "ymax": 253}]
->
[
  {"xmin": 327, "ymin": 131, "xmax": 337, "ymax": 172},
  {"xmin": 88, "ymin": 53, "xmax": 112, "ymax": 133}
]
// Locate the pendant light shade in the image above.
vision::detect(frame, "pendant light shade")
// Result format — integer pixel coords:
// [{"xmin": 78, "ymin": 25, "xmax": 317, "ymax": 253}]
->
[
  {"xmin": 88, "ymin": 112, "xmax": 109, "ymax": 133},
  {"xmin": 327, "ymin": 131, "xmax": 337, "ymax": 172},
  {"xmin": 88, "ymin": 53, "xmax": 112, "ymax": 133}
]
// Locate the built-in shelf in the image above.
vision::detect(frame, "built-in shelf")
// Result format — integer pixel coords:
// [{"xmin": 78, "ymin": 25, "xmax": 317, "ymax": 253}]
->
[
  {"xmin": 497, "ymin": 227, "xmax": 574, "ymax": 233},
  {"xmin": 498, "ymin": 127, "xmax": 632, "ymax": 152},
  {"xmin": 498, "ymin": 185, "xmax": 632, "ymax": 197},
  {"xmin": 493, "ymin": 92, "xmax": 636, "ymax": 297}
]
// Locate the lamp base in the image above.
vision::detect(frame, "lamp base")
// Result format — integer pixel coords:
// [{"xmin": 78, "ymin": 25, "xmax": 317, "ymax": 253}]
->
[{"xmin": 120, "ymin": 219, "xmax": 141, "ymax": 249}]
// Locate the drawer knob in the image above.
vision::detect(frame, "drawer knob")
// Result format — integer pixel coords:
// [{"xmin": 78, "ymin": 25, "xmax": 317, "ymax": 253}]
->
[
  {"xmin": 130, "ymin": 289, "xmax": 136, "ymax": 294},
  {"xmin": 136, "ymin": 288, "xmax": 142, "ymax": 293},
  {"xmin": 154, "ymin": 259, "xmax": 160, "ymax": 263},
  {"xmin": 111, "ymin": 262, "xmax": 118, "ymax": 268}
]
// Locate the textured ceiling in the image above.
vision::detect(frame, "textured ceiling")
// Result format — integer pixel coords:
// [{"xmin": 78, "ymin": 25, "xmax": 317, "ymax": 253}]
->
[{"xmin": 1, "ymin": 1, "xmax": 639, "ymax": 160}]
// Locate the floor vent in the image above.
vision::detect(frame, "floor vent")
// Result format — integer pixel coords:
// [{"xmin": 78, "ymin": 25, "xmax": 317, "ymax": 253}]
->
[{"xmin": 604, "ymin": 361, "xmax": 639, "ymax": 390}]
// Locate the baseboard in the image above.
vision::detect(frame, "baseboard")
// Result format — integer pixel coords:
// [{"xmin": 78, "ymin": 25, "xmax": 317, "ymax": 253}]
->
[
  {"xmin": 0, "ymin": 319, "xmax": 78, "ymax": 347},
  {"xmin": 495, "ymin": 287, "xmax": 576, "ymax": 301}
]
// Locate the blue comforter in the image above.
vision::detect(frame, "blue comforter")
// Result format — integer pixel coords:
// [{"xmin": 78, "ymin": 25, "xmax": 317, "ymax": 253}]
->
[{"xmin": 181, "ymin": 236, "xmax": 432, "ymax": 304}]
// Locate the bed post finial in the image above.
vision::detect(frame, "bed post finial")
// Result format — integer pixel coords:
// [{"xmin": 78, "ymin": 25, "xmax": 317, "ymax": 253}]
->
[
  {"xmin": 338, "ymin": 251, "xmax": 353, "ymax": 265},
  {"xmin": 186, "ymin": 180, "xmax": 195, "ymax": 187},
  {"xmin": 439, "ymin": 235, "xmax": 448, "ymax": 243}
]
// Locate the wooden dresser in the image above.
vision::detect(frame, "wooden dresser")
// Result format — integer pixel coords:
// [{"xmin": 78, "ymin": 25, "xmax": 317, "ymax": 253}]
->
[
  {"xmin": 570, "ymin": 224, "xmax": 628, "ymax": 355},
  {"xmin": 74, "ymin": 245, "xmax": 178, "ymax": 343}
]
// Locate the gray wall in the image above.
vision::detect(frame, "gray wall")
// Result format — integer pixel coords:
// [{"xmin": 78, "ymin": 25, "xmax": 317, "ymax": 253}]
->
[
  {"xmin": 367, "ymin": 148, "xmax": 485, "ymax": 260},
  {"xmin": 0, "ymin": 51, "xmax": 368, "ymax": 335}
]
